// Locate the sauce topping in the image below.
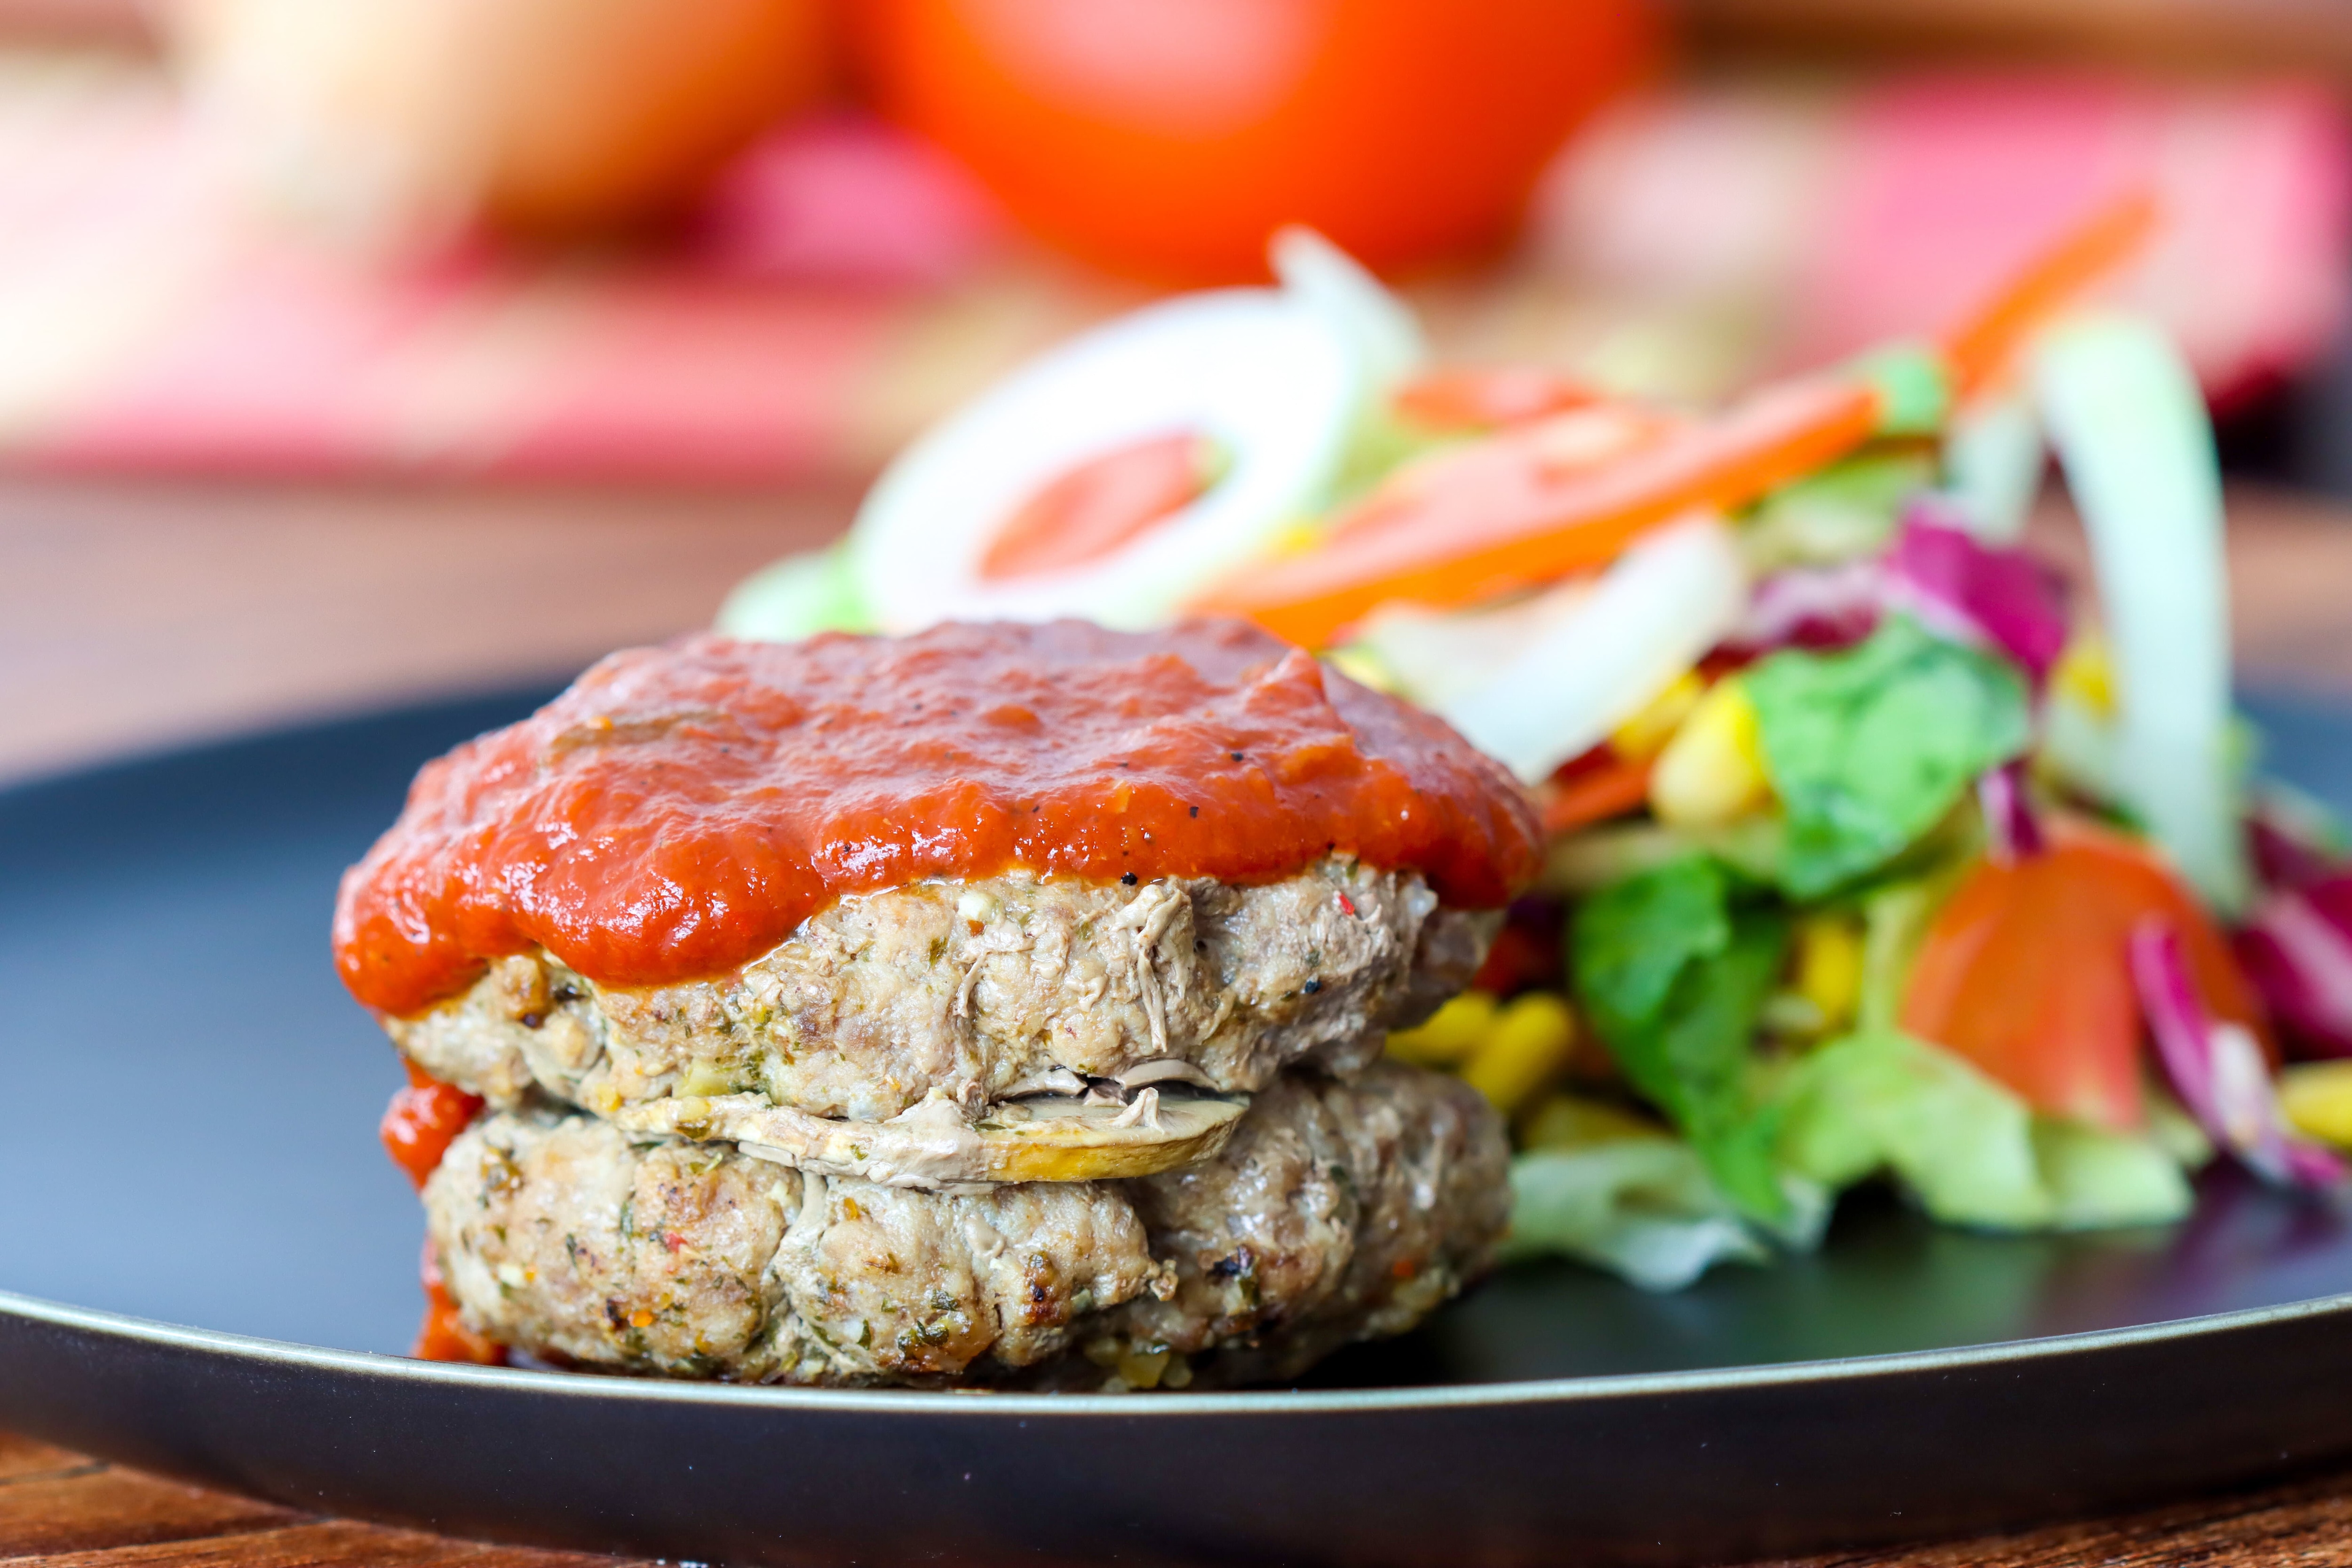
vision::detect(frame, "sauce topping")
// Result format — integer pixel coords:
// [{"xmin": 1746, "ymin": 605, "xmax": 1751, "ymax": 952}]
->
[
  {"xmin": 335, "ymin": 619, "xmax": 1542, "ymax": 1018},
  {"xmin": 381, "ymin": 1062, "xmax": 484, "ymax": 1190}
]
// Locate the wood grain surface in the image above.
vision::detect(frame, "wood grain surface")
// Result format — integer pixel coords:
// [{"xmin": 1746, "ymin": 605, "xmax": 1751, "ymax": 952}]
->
[
  {"xmin": 0, "ymin": 474, "xmax": 858, "ymax": 785},
  {"xmin": 4, "ymin": 473, "xmax": 2352, "ymax": 1565}
]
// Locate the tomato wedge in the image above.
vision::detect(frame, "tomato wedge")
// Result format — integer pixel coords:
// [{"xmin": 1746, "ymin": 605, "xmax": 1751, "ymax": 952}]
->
[
  {"xmin": 1900, "ymin": 822, "xmax": 2267, "ymax": 1131},
  {"xmin": 1193, "ymin": 379, "xmax": 1873, "ymax": 647}
]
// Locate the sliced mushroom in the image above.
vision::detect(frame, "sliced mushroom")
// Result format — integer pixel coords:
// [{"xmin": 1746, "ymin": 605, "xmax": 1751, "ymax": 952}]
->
[
  {"xmin": 1115, "ymin": 1058, "xmax": 1218, "ymax": 1091},
  {"xmin": 612, "ymin": 1086, "xmax": 1247, "ymax": 1189},
  {"xmin": 1002, "ymin": 1066, "xmax": 1089, "ymax": 1098}
]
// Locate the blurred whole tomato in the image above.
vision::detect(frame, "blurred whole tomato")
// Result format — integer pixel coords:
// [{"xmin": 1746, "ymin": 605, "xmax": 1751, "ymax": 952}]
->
[
  {"xmin": 852, "ymin": 0, "xmax": 1659, "ymax": 281},
  {"xmin": 177, "ymin": 0, "xmax": 833, "ymax": 247}
]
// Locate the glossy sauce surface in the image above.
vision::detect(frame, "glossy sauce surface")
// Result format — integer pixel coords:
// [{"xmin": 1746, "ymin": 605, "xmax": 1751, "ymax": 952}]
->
[{"xmin": 335, "ymin": 620, "xmax": 1541, "ymax": 1017}]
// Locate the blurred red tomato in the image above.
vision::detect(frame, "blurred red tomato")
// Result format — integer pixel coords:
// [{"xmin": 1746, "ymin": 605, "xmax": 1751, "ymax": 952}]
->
[{"xmin": 852, "ymin": 0, "xmax": 1659, "ymax": 281}]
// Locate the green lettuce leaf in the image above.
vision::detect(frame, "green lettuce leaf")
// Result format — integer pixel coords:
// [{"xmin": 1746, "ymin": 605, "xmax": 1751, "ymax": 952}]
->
[
  {"xmin": 1746, "ymin": 616, "xmax": 2030, "ymax": 898},
  {"xmin": 715, "ymin": 545, "xmax": 875, "ymax": 643},
  {"xmin": 1741, "ymin": 450, "xmax": 1935, "ymax": 573},
  {"xmin": 1775, "ymin": 1031, "xmax": 2192, "ymax": 1231},
  {"xmin": 1571, "ymin": 856, "xmax": 1790, "ymax": 1219},
  {"xmin": 1502, "ymin": 1141, "xmax": 1769, "ymax": 1293}
]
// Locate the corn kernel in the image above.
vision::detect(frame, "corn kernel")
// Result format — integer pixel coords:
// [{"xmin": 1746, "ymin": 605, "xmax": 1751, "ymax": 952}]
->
[
  {"xmin": 1610, "ymin": 670, "xmax": 1705, "ymax": 761},
  {"xmin": 1793, "ymin": 915, "xmax": 1864, "ymax": 1035},
  {"xmin": 1387, "ymin": 990, "xmax": 1499, "ymax": 1067},
  {"xmin": 678, "ymin": 1062, "xmax": 736, "ymax": 1097},
  {"xmin": 1461, "ymin": 993, "xmax": 1577, "ymax": 1116},
  {"xmin": 1520, "ymin": 1093, "xmax": 1665, "ymax": 1151},
  {"xmin": 1325, "ymin": 645, "xmax": 1402, "ymax": 696},
  {"xmin": 2280, "ymin": 1061, "xmax": 2352, "ymax": 1148},
  {"xmin": 2052, "ymin": 631, "xmax": 2116, "ymax": 719},
  {"xmin": 1649, "ymin": 678, "xmax": 1772, "ymax": 828},
  {"xmin": 1263, "ymin": 517, "xmax": 1325, "ymax": 561}
]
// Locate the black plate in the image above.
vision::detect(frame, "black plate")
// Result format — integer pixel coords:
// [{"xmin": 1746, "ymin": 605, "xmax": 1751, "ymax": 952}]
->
[{"xmin": 4, "ymin": 688, "xmax": 2352, "ymax": 1566}]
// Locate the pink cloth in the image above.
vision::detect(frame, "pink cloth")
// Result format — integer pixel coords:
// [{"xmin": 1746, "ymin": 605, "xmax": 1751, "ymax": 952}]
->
[{"xmin": 0, "ymin": 58, "xmax": 2342, "ymax": 481}]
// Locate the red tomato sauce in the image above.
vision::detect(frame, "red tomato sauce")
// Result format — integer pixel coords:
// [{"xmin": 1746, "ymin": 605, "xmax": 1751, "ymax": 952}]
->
[
  {"xmin": 414, "ymin": 1240, "xmax": 505, "ymax": 1365},
  {"xmin": 381, "ymin": 1061, "xmax": 485, "ymax": 1189},
  {"xmin": 335, "ymin": 619, "xmax": 1542, "ymax": 1018}
]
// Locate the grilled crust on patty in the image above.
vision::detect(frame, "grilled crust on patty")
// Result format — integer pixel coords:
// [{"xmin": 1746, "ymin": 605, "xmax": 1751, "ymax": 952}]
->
[
  {"xmin": 393, "ymin": 858, "xmax": 1493, "ymax": 1126},
  {"xmin": 425, "ymin": 1060, "xmax": 1509, "ymax": 1389}
]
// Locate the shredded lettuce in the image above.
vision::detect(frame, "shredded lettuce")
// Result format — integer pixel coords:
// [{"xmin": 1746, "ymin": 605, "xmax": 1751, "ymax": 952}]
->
[
  {"xmin": 1570, "ymin": 856, "xmax": 1790, "ymax": 1219},
  {"xmin": 2032, "ymin": 1118, "xmax": 2200, "ymax": 1229},
  {"xmin": 1502, "ymin": 1141, "xmax": 1770, "ymax": 1293},
  {"xmin": 1740, "ymin": 451, "xmax": 1934, "ymax": 574},
  {"xmin": 1745, "ymin": 616, "xmax": 2031, "ymax": 898},
  {"xmin": 1855, "ymin": 869, "xmax": 1963, "ymax": 1033},
  {"xmin": 715, "ymin": 544, "xmax": 875, "ymax": 643},
  {"xmin": 1542, "ymin": 816, "xmax": 1787, "ymax": 896},
  {"xmin": 1775, "ymin": 1031, "xmax": 2192, "ymax": 1231}
]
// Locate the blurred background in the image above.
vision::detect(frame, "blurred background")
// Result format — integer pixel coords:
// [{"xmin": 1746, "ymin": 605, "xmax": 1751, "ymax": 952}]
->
[{"xmin": 6, "ymin": 0, "xmax": 2352, "ymax": 780}]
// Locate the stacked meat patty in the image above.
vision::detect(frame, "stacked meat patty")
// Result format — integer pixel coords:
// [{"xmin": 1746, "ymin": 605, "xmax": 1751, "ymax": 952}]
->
[{"xmin": 337, "ymin": 619, "xmax": 1542, "ymax": 1389}]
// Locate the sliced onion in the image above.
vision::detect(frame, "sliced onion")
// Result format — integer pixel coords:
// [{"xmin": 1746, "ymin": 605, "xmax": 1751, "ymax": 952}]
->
[
  {"xmin": 1350, "ymin": 577, "xmax": 1596, "ymax": 712},
  {"xmin": 2129, "ymin": 916, "xmax": 2342, "ymax": 1188},
  {"xmin": 1437, "ymin": 513, "xmax": 1749, "ymax": 784},
  {"xmin": 1885, "ymin": 501, "xmax": 2070, "ymax": 684},
  {"xmin": 1732, "ymin": 507, "xmax": 2067, "ymax": 682},
  {"xmin": 1270, "ymin": 226, "xmax": 1425, "ymax": 399},
  {"xmin": 2034, "ymin": 314, "xmax": 2247, "ymax": 914},
  {"xmin": 2247, "ymin": 783, "xmax": 2352, "ymax": 893},
  {"xmin": 2237, "ymin": 879, "xmax": 2352, "ymax": 1059},
  {"xmin": 1940, "ymin": 390, "xmax": 2043, "ymax": 545},
  {"xmin": 849, "ymin": 267, "xmax": 1381, "ymax": 632},
  {"xmin": 1728, "ymin": 561, "xmax": 1883, "ymax": 655},
  {"xmin": 1976, "ymin": 760, "xmax": 2045, "ymax": 864}
]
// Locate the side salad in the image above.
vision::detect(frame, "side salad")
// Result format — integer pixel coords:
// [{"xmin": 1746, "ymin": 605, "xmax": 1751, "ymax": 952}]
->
[{"xmin": 723, "ymin": 199, "xmax": 2352, "ymax": 1291}]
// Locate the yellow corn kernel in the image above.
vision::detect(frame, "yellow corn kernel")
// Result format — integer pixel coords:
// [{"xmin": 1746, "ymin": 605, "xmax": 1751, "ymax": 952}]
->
[
  {"xmin": 1117, "ymin": 1346, "xmax": 1173, "ymax": 1390},
  {"xmin": 678, "ymin": 1061, "xmax": 737, "ymax": 1098},
  {"xmin": 1649, "ymin": 678, "xmax": 1773, "ymax": 828},
  {"xmin": 1387, "ymin": 990, "xmax": 1499, "ymax": 1067},
  {"xmin": 1519, "ymin": 1093, "xmax": 1665, "ymax": 1152},
  {"xmin": 1263, "ymin": 517, "xmax": 1326, "ymax": 561},
  {"xmin": 1461, "ymin": 993, "xmax": 1577, "ymax": 1116},
  {"xmin": 2052, "ymin": 631, "xmax": 2116, "ymax": 719},
  {"xmin": 2280, "ymin": 1061, "xmax": 2352, "ymax": 1148},
  {"xmin": 1325, "ymin": 645, "xmax": 1402, "ymax": 696},
  {"xmin": 1793, "ymin": 915, "xmax": 1864, "ymax": 1036},
  {"xmin": 1609, "ymin": 670, "xmax": 1705, "ymax": 762}
]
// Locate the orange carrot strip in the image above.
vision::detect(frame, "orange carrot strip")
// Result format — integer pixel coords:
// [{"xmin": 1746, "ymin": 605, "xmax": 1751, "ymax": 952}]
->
[
  {"xmin": 1942, "ymin": 190, "xmax": 2160, "ymax": 398},
  {"xmin": 1542, "ymin": 754, "xmax": 1655, "ymax": 836},
  {"xmin": 1193, "ymin": 374, "xmax": 1880, "ymax": 648}
]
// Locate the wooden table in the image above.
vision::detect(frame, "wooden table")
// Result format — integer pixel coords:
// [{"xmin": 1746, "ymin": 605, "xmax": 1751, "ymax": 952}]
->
[{"xmin": 6, "ymin": 473, "xmax": 2352, "ymax": 1565}]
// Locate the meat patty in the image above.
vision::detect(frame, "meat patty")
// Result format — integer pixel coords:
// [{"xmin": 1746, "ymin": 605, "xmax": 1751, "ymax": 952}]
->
[
  {"xmin": 393, "ymin": 857, "xmax": 1493, "ymax": 1125},
  {"xmin": 425, "ymin": 1060, "xmax": 1509, "ymax": 1389}
]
